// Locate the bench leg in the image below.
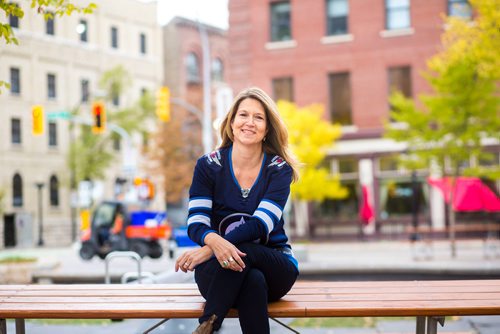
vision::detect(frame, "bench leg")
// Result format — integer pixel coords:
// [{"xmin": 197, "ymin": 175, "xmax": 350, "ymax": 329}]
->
[
  {"xmin": 426, "ymin": 316, "xmax": 445, "ymax": 334},
  {"xmin": 0, "ymin": 319, "xmax": 6, "ymax": 334},
  {"xmin": 142, "ymin": 318, "xmax": 170, "ymax": 334},
  {"xmin": 416, "ymin": 316, "xmax": 426, "ymax": 334},
  {"xmin": 270, "ymin": 318, "xmax": 300, "ymax": 334},
  {"xmin": 15, "ymin": 319, "xmax": 25, "ymax": 334}
]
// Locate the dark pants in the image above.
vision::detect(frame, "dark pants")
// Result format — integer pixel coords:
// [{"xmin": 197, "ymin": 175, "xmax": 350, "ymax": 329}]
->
[{"xmin": 194, "ymin": 242, "xmax": 298, "ymax": 334}]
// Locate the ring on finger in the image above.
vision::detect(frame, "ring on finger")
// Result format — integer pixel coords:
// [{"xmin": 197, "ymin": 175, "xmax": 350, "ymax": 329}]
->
[
  {"xmin": 183, "ymin": 262, "xmax": 189, "ymax": 268},
  {"xmin": 222, "ymin": 260, "xmax": 229, "ymax": 267},
  {"xmin": 228, "ymin": 257, "xmax": 235, "ymax": 262}
]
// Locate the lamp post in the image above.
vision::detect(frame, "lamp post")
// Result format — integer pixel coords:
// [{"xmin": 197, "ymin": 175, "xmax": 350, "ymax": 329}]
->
[
  {"xmin": 198, "ymin": 19, "xmax": 213, "ymax": 154},
  {"xmin": 35, "ymin": 182, "xmax": 45, "ymax": 246}
]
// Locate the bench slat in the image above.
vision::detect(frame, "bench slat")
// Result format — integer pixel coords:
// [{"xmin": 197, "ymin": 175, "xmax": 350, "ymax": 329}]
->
[{"xmin": 0, "ymin": 280, "xmax": 499, "ymax": 320}]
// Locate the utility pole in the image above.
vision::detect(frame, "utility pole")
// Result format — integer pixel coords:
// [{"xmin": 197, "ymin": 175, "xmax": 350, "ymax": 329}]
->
[{"xmin": 198, "ymin": 20, "xmax": 212, "ymax": 154}]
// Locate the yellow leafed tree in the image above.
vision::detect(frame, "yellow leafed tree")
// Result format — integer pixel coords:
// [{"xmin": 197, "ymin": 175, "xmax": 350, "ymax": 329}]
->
[{"xmin": 278, "ymin": 101, "xmax": 347, "ymax": 237}]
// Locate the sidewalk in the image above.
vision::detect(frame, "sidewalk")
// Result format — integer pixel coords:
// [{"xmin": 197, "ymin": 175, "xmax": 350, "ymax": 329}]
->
[{"xmin": 0, "ymin": 239, "xmax": 499, "ymax": 283}]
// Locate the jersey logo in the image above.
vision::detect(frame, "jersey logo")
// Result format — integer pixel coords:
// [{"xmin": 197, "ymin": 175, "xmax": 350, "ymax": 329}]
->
[
  {"xmin": 219, "ymin": 213, "xmax": 268, "ymax": 244},
  {"xmin": 268, "ymin": 155, "xmax": 286, "ymax": 168},
  {"xmin": 206, "ymin": 150, "xmax": 222, "ymax": 166}
]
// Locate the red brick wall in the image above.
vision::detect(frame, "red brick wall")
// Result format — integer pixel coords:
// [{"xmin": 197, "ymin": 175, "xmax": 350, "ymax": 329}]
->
[{"xmin": 228, "ymin": 0, "xmax": 447, "ymax": 129}]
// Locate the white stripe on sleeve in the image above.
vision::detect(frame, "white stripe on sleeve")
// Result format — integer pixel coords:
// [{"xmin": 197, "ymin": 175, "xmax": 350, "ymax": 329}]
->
[
  {"xmin": 253, "ymin": 210, "xmax": 273, "ymax": 233},
  {"xmin": 258, "ymin": 200, "xmax": 282, "ymax": 220},
  {"xmin": 187, "ymin": 214, "xmax": 211, "ymax": 226},
  {"xmin": 189, "ymin": 198, "xmax": 213, "ymax": 210}
]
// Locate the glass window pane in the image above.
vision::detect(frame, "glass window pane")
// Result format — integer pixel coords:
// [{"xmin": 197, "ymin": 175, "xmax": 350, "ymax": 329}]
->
[
  {"xmin": 10, "ymin": 67, "xmax": 20, "ymax": 94},
  {"xmin": 270, "ymin": 1, "xmax": 291, "ymax": 42},
  {"xmin": 11, "ymin": 118, "xmax": 21, "ymax": 144},
  {"xmin": 272, "ymin": 77, "xmax": 293, "ymax": 102},
  {"xmin": 328, "ymin": 0, "xmax": 348, "ymax": 16},
  {"xmin": 329, "ymin": 72, "xmax": 352, "ymax": 125},
  {"xmin": 49, "ymin": 122, "xmax": 57, "ymax": 147},
  {"xmin": 13, "ymin": 173, "xmax": 23, "ymax": 207}
]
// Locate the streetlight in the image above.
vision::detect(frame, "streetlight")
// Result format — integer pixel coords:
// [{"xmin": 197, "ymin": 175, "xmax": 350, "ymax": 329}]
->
[{"xmin": 35, "ymin": 182, "xmax": 45, "ymax": 246}]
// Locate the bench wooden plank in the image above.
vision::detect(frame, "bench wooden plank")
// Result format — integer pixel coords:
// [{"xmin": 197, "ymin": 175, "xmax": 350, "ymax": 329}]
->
[{"xmin": 0, "ymin": 280, "xmax": 499, "ymax": 320}]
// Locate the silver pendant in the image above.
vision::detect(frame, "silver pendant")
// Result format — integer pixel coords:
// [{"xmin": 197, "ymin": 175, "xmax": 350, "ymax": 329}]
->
[{"xmin": 241, "ymin": 188, "xmax": 250, "ymax": 198}]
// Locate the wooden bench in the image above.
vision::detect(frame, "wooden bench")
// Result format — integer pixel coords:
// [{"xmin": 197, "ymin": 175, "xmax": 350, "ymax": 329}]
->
[{"xmin": 1, "ymin": 280, "xmax": 500, "ymax": 334}]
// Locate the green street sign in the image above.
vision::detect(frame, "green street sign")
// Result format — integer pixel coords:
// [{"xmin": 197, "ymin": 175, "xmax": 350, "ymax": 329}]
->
[{"xmin": 48, "ymin": 111, "xmax": 72, "ymax": 120}]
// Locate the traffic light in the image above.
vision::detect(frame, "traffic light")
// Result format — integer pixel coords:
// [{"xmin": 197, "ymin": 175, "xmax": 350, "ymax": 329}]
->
[
  {"xmin": 156, "ymin": 86, "xmax": 170, "ymax": 122},
  {"xmin": 32, "ymin": 105, "xmax": 44, "ymax": 135},
  {"xmin": 92, "ymin": 101, "xmax": 106, "ymax": 134}
]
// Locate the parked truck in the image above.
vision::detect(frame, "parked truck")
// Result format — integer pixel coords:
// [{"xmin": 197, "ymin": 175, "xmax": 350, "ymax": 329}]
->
[{"xmin": 79, "ymin": 201, "xmax": 171, "ymax": 260}]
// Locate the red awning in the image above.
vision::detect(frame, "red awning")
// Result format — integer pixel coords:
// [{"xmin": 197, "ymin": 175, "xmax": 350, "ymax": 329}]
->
[{"xmin": 428, "ymin": 177, "xmax": 500, "ymax": 212}]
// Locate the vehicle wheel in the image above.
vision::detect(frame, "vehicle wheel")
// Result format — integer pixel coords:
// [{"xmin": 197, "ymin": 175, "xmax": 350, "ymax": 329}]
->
[
  {"xmin": 79, "ymin": 242, "xmax": 95, "ymax": 260},
  {"xmin": 149, "ymin": 242, "xmax": 163, "ymax": 259},
  {"xmin": 130, "ymin": 241, "xmax": 149, "ymax": 258}
]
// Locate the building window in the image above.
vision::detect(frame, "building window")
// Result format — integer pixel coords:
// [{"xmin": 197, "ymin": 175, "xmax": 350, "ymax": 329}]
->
[
  {"xmin": 81, "ymin": 79, "xmax": 89, "ymax": 103},
  {"xmin": 326, "ymin": 0, "xmax": 349, "ymax": 35},
  {"xmin": 10, "ymin": 67, "xmax": 20, "ymax": 95},
  {"xmin": 140, "ymin": 33, "xmax": 147, "ymax": 54},
  {"xmin": 13, "ymin": 173, "xmax": 23, "ymax": 207},
  {"xmin": 316, "ymin": 182, "xmax": 359, "ymax": 220},
  {"xmin": 272, "ymin": 77, "xmax": 294, "ymax": 102},
  {"xmin": 448, "ymin": 0, "xmax": 472, "ymax": 19},
  {"xmin": 388, "ymin": 66, "xmax": 412, "ymax": 109},
  {"xmin": 379, "ymin": 179, "xmax": 427, "ymax": 218},
  {"xmin": 186, "ymin": 52, "xmax": 200, "ymax": 83},
  {"xmin": 211, "ymin": 58, "xmax": 224, "ymax": 82},
  {"xmin": 48, "ymin": 122, "xmax": 57, "ymax": 147},
  {"xmin": 385, "ymin": 0, "xmax": 410, "ymax": 30},
  {"xmin": 11, "ymin": 118, "xmax": 21, "ymax": 144},
  {"xmin": 49, "ymin": 175, "xmax": 59, "ymax": 207},
  {"xmin": 270, "ymin": 1, "xmax": 291, "ymax": 42},
  {"xmin": 47, "ymin": 73, "xmax": 56, "ymax": 99},
  {"xmin": 329, "ymin": 72, "xmax": 352, "ymax": 125},
  {"xmin": 46, "ymin": 12, "xmax": 55, "ymax": 35},
  {"xmin": 111, "ymin": 26, "xmax": 118, "ymax": 49},
  {"xmin": 9, "ymin": 3, "xmax": 19, "ymax": 28},
  {"xmin": 77, "ymin": 19, "xmax": 88, "ymax": 42}
]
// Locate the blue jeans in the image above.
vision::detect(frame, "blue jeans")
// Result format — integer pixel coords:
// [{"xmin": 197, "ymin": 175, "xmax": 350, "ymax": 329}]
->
[{"xmin": 194, "ymin": 242, "xmax": 298, "ymax": 334}]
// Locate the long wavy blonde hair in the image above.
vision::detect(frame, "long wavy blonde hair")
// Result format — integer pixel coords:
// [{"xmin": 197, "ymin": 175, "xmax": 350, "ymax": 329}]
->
[{"xmin": 219, "ymin": 87, "xmax": 299, "ymax": 182}]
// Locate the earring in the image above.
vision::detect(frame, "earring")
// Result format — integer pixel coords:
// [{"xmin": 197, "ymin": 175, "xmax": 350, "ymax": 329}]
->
[{"xmin": 263, "ymin": 136, "xmax": 266, "ymax": 142}]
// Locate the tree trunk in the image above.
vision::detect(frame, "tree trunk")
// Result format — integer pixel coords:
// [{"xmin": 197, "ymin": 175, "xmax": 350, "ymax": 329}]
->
[{"xmin": 293, "ymin": 200, "xmax": 309, "ymax": 238}]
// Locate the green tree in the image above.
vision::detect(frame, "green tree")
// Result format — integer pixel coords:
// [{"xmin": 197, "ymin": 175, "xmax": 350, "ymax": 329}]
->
[
  {"xmin": 0, "ymin": 0, "xmax": 96, "ymax": 92},
  {"xmin": 278, "ymin": 101, "xmax": 347, "ymax": 237},
  {"xmin": 385, "ymin": 0, "xmax": 500, "ymax": 256},
  {"xmin": 69, "ymin": 66, "xmax": 156, "ymax": 184}
]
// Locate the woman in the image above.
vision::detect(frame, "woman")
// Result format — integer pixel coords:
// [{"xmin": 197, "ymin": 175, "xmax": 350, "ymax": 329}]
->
[{"xmin": 175, "ymin": 87, "xmax": 299, "ymax": 334}]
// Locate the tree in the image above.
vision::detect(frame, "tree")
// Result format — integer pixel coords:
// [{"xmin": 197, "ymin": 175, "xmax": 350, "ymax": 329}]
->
[
  {"xmin": 69, "ymin": 66, "xmax": 156, "ymax": 185},
  {"xmin": 0, "ymin": 0, "xmax": 96, "ymax": 92},
  {"xmin": 278, "ymin": 101, "xmax": 348, "ymax": 237},
  {"xmin": 148, "ymin": 105, "xmax": 202, "ymax": 204},
  {"xmin": 385, "ymin": 0, "xmax": 500, "ymax": 256}
]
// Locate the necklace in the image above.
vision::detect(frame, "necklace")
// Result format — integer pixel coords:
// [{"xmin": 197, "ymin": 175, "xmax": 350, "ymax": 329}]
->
[{"xmin": 241, "ymin": 188, "xmax": 251, "ymax": 198}]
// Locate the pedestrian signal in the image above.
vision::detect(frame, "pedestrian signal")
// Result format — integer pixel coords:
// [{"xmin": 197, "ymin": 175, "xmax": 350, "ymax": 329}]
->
[
  {"xmin": 92, "ymin": 101, "xmax": 106, "ymax": 134},
  {"xmin": 156, "ymin": 86, "xmax": 170, "ymax": 122},
  {"xmin": 32, "ymin": 105, "xmax": 44, "ymax": 135}
]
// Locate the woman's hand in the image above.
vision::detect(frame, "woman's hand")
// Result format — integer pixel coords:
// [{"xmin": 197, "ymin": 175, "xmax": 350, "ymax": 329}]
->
[
  {"xmin": 204, "ymin": 232, "xmax": 246, "ymax": 272},
  {"xmin": 175, "ymin": 245, "xmax": 214, "ymax": 273}
]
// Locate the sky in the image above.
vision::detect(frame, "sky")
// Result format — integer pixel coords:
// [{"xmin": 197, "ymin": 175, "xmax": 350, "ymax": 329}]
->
[{"xmin": 156, "ymin": 0, "xmax": 229, "ymax": 29}]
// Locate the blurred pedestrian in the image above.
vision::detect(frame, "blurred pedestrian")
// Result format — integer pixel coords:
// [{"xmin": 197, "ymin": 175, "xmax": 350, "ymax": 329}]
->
[{"xmin": 175, "ymin": 87, "xmax": 300, "ymax": 334}]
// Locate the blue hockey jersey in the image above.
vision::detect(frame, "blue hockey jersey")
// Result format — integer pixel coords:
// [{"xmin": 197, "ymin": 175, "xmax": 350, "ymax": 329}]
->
[{"xmin": 187, "ymin": 145, "xmax": 298, "ymax": 270}]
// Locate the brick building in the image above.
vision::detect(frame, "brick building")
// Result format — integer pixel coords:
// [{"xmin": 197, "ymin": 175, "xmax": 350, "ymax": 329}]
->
[{"xmin": 227, "ymin": 0, "xmax": 497, "ymax": 238}]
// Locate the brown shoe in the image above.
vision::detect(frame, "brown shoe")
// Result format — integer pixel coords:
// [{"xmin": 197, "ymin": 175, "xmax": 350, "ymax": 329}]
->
[{"xmin": 192, "ymin": 314, "xmax": 217, "ymax": 334}]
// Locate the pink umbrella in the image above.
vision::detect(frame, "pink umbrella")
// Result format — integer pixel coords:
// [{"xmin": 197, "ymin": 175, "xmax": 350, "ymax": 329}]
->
[
  {"xmin": 428, "ymin": 177, "xmax": 500, "ymax": 212},
  {"xmin": 360, "ymin": 185, "xmax": 375, "ymax": 225}
]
